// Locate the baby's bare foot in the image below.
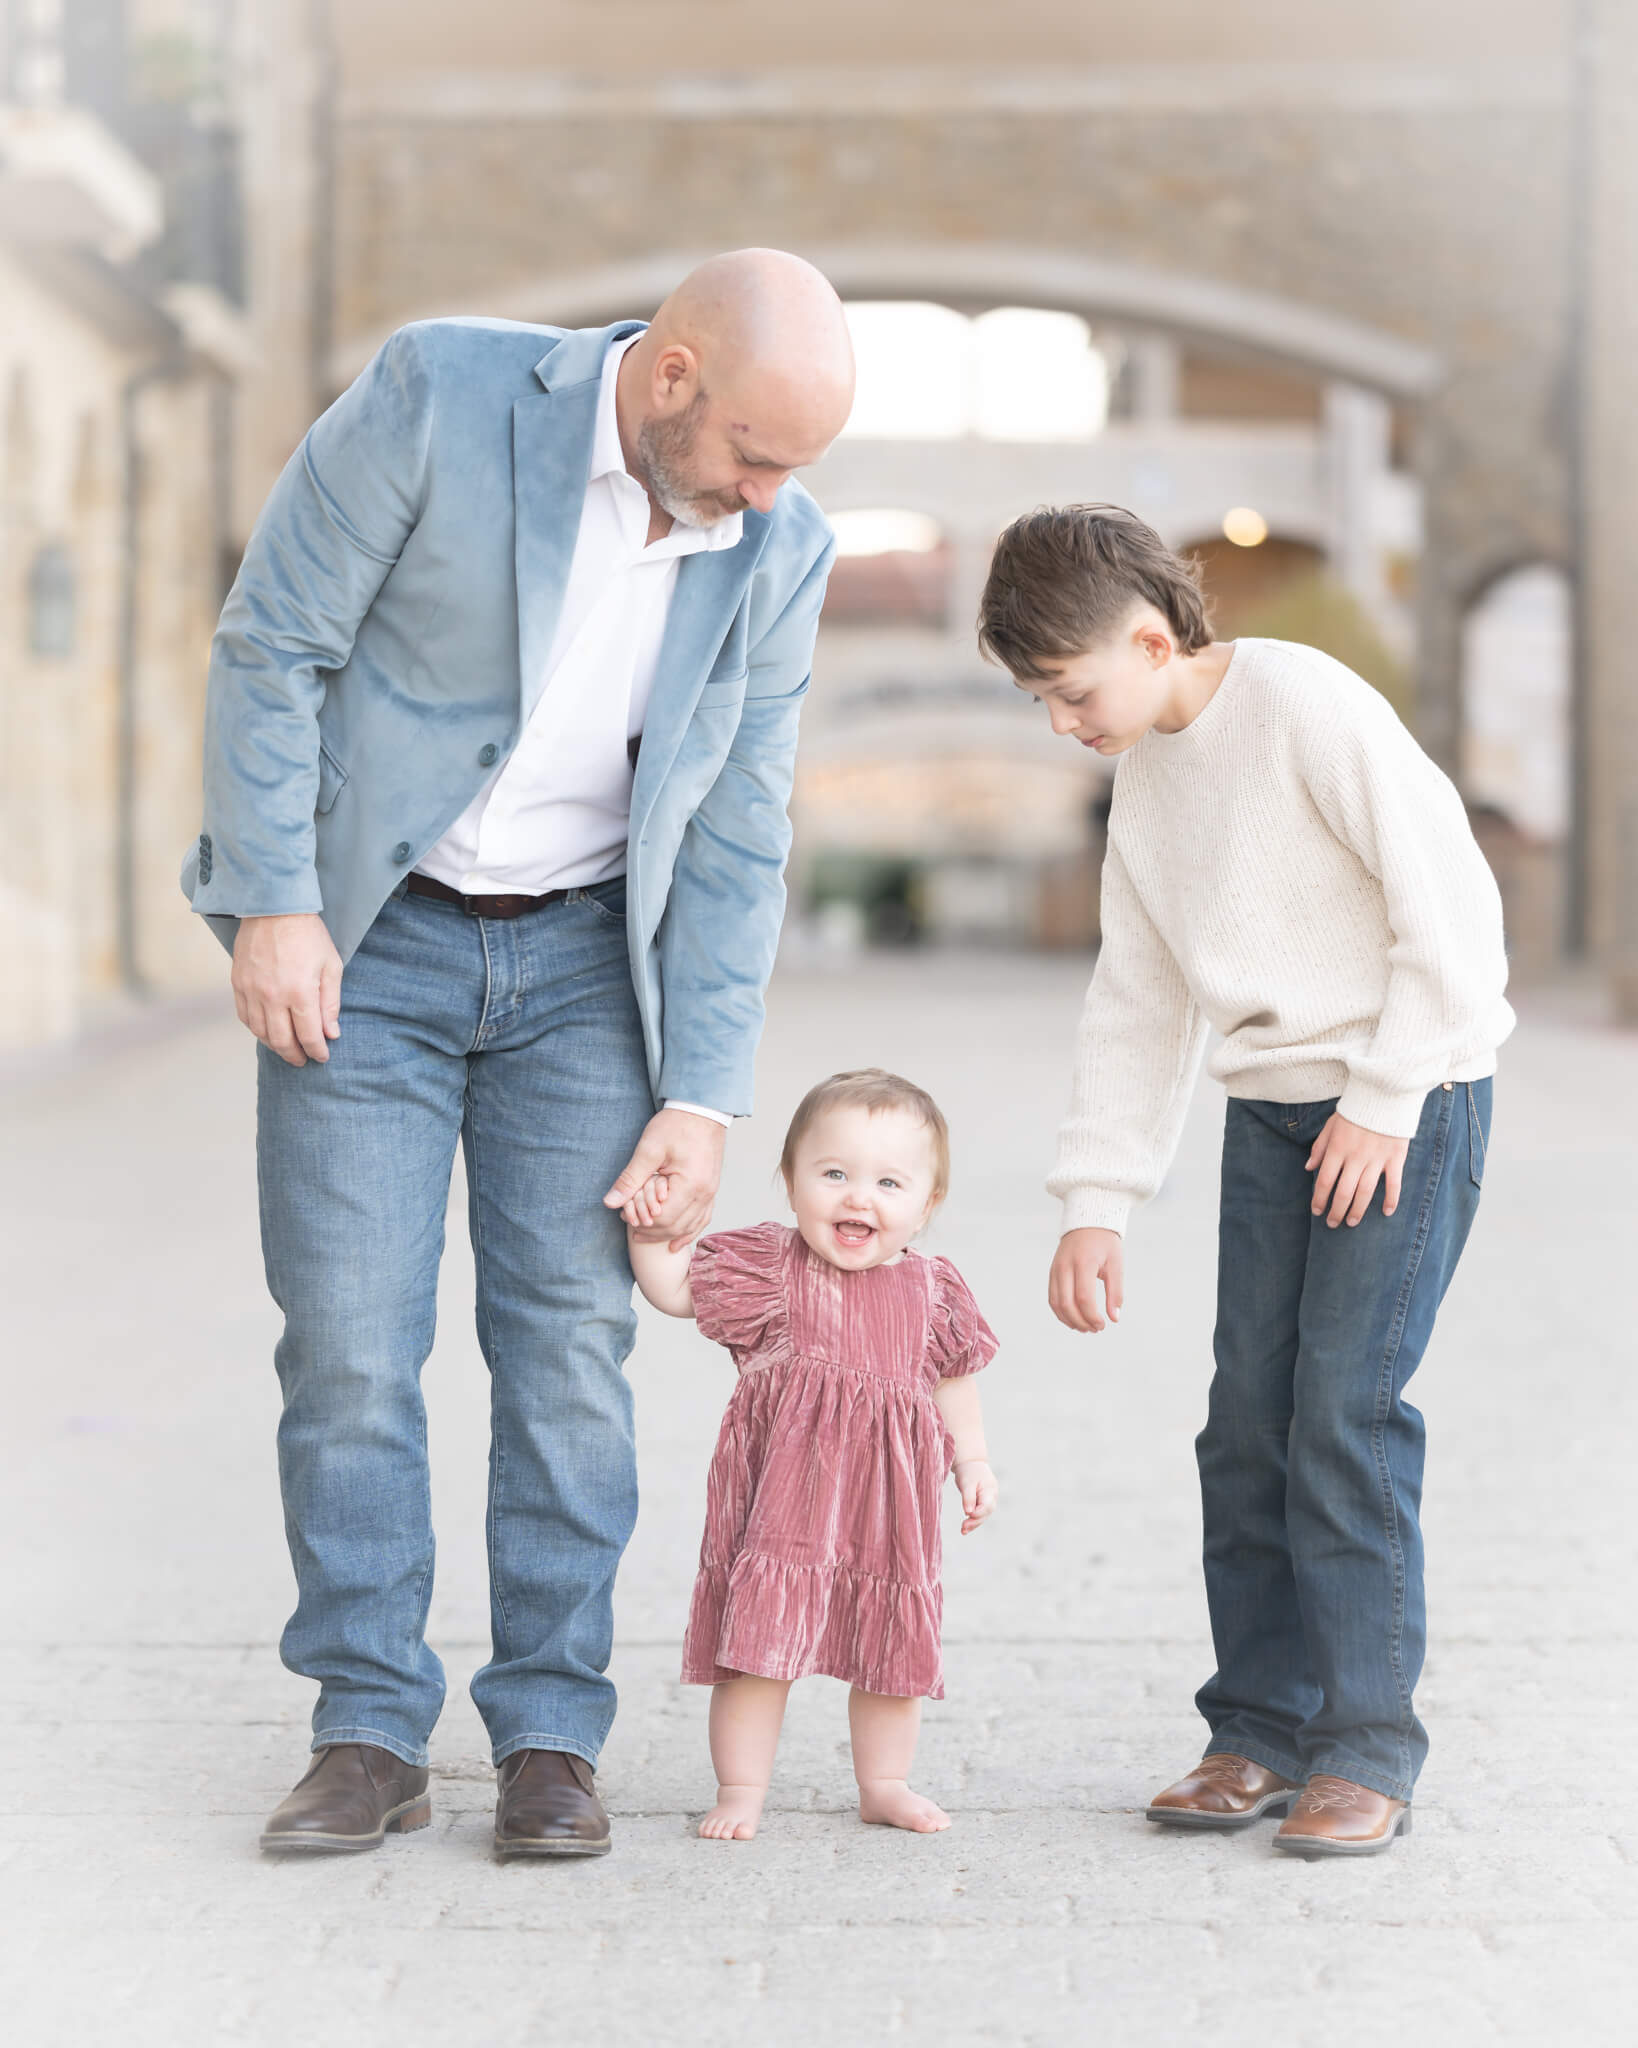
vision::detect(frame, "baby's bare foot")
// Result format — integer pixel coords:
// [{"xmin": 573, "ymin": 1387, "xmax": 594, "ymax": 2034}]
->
[
  {"xmin": 698, "ymin": 1785, "xmax": 766, "ymax": 1841},
  {"xmin": 857, "ymin": 1779, "xmax": 951, "ymax": 1833}
]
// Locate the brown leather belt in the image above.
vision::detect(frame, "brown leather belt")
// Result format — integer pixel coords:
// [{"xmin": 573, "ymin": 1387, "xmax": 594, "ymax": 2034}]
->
[{"xmin": 405, "ymin": 871, "xmax": 571, "ymax": 919}]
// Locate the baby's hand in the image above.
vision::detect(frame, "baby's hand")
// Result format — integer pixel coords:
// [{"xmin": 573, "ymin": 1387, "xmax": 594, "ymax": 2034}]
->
[
  {"xmin": 621, "ymin": 1174, "xmax": 670, "ymax": 1231},
  {"xmin": 953, "ymin": 1459, "xmax": 998, "ymax": 1535}
]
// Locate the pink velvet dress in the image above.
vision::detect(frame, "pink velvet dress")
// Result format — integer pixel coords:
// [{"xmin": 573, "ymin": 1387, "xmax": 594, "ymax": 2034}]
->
[{"xmin": 680, "ymin": 1221, "xmax": 998, "ymax": 1700}]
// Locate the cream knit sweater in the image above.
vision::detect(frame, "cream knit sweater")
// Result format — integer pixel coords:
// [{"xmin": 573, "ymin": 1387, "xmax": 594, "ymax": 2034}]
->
[{"xmin": 1050, "ymin": 638, "xmax": 1515, "ymax": 1237}]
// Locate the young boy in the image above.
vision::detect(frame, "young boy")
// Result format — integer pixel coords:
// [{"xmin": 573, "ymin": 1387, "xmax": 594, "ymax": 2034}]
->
[{"xmin": 979, "ymin": 504, "xmax": 1512, "ymax": 1858}]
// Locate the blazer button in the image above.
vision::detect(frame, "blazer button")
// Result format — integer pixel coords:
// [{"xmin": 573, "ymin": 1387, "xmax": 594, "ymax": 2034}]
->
[
  {"xmin": 478, "ymin": 742, "xmax": 499, "ymax": 766},
  {"xmin": 392, "ymin": 841, "xmax": 413, "ymax": 863}
]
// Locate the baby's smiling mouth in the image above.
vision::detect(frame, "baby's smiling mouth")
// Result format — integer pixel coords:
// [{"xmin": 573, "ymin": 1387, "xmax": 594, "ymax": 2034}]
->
[{"xmin": 834, "ymin": 1219, "xmax": 875, "ymax": 1246}]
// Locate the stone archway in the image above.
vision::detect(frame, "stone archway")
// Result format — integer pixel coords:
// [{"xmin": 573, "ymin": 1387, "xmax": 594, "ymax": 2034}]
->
[{"xmin": 329, "ymin": 242, "xmax": 1442, "ymax": 396}]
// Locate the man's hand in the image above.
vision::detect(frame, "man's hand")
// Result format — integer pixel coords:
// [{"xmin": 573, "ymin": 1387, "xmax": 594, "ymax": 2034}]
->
[
  {"xmin": 1049, "ymin": 1226, "xmax": 1124, "ymax": 1334},
  {"xmin": 1307, "ymin": 1112, "xmax": 1409, "ymax": 1227},
  {"xmin": 231, "ymin": 913, "xmax": 344, "ymax": 1067},
  {"xmin": 604, "ymin": 1108, "xmax": 727, "ymax": 1252}
]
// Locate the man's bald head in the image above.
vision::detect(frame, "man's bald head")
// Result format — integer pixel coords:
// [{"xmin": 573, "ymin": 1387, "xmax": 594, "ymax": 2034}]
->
[{"xmin": 616, "ymin": 249, "xmax": 854, "ymax": 528}]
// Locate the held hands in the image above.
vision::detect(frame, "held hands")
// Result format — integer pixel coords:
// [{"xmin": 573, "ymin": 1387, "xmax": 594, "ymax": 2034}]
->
[
  {"xmin": 1049, "ymin": 1227, "xmax": 1123, "ymax": 1334},
  {"xmin": 952, "ymin": 1458, "xmax": 998, "ymax": 1535},
  {"xmin": 604, "ymin": 1107, "xmax": 727, "ymax": 1252},
  {"xmin": 1306, "ymin": 1112, "xmax": 1409, "ymax": 1227},
  {"xmin": 231, "ymin": 913, "xmax": 344, "ymax": 1066}
]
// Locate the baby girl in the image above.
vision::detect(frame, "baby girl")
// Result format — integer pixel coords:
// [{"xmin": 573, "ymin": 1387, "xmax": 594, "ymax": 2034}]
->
[{"xmin": 625, "ymin": 1068, "xmax": 998, "ymax": 1839}]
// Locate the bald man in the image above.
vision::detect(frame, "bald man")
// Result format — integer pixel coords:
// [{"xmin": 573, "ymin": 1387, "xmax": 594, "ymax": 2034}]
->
[{"xmin": 185, "ymin": 251, "xmax": 854, "ymax": 1858}]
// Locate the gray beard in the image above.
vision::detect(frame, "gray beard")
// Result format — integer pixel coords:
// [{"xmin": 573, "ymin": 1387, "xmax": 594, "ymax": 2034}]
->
[{"xmin": 635, "ymin": 395, "xmax": 730, "ymax": 529}]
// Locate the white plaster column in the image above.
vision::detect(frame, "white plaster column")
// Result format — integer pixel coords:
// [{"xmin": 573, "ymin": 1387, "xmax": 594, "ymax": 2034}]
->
[
  {"xmin": 1322, "ymin": 379, "xmax": 1392, "ymax": 618},
  {"xmin": 1126, "ymin": 333, "xmax": 1180, "ymax": 424}
]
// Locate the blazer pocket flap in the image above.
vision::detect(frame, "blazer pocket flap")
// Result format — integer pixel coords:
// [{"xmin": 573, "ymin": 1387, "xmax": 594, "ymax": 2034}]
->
[{"xmin": 316, "ymin": 742, "xmax": 350, "ymax": 813}]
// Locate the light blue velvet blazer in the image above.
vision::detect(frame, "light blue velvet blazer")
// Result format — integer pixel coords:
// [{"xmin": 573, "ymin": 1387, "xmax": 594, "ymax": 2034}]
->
[{"xmin": 183, "ymin": 318, "xmax": 835, "ymax": 1115}]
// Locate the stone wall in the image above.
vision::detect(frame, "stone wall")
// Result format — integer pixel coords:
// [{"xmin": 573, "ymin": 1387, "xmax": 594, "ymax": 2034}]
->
[{"xmin": 326, "ymin": 68, "xmax": 1574, "ymax": 777}]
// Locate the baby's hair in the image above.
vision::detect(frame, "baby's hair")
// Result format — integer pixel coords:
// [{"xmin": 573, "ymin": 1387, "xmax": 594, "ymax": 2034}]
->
[
  {"xmin": 779, "ymin": 1069, "xmax": 951, "ymax": 1205},
  {"xmin": 977, "ymin": 502, "xmax": 1214, "ymax": 680}
]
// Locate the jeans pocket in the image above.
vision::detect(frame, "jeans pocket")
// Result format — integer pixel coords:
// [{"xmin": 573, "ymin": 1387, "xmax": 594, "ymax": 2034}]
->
[
  {"xmin": 1466, "ymin": 1085, "xmax": 1488, "ymax": 1187},
  {"xmin": 578, "ymin": 882, "xmax": 628, "ymax": 928}
]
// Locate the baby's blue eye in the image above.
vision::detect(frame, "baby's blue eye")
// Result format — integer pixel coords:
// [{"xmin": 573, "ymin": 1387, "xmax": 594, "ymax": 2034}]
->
[
  {"xmin": 823, "ymin": 1168, "xmax": 845, "ymax": 1181},
  {"xmin": 879, "ymin": 1178, "xmax": 901, "ymax": 1190}
]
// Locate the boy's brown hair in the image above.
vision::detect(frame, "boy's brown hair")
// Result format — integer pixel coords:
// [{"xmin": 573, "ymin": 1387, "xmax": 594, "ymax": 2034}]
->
[
  {"xmin": 779, "ymin": 1069, "xmax": 951, "ymax": 1204},
  {"xmin": 977, "ymin": 502, "xmax": 1214, "ymax": 680}
]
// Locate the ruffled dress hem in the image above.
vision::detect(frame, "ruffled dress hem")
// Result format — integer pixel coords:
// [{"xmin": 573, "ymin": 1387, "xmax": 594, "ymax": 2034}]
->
[{"xmin": 681, "ymin": 1551, "xmax": 946, "ymax": 1700}]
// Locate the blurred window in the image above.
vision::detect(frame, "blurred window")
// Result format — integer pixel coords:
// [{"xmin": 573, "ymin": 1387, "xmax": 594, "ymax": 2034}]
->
[
  {"xmin": 841, "ymin": 303, "xmax": 1109, "ymax": 443},
  {"xmin": 971, "ymin": 308, "xmax": 1109, "ymax": 441},
  {"xmin": 27, "ymin": 543, "xmax": 77, "ymax": 659}
]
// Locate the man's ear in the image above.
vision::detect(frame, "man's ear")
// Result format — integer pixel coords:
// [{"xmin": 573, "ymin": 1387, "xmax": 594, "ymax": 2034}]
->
[{"xmin": 654, "ymin": 343, "xmax": 699, "ymax": 405}]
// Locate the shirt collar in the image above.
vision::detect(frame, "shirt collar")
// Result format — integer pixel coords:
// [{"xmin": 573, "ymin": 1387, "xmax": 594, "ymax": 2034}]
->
[{"xmin": 592, "ymin": 333, "xmax": 744, "ymax": 555}]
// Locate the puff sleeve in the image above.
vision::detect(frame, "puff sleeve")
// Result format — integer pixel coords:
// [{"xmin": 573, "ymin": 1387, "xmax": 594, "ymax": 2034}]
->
[
  {"xmin": 690, "ymin": 1222, "xmax": 790, "ymax": 1358},
  {"xmin": 928, "ymin": 1258, "xmax": 999, "ymax": 1379}
]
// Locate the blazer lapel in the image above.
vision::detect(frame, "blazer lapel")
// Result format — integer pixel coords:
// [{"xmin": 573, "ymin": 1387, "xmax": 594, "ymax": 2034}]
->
[
  {"xmin": 630, "ymin": 529, "xmax": 765, "ymax": 836},
  {"xmin": 511, "ymin": 381, "xmax": 599, "ymax": 716}
]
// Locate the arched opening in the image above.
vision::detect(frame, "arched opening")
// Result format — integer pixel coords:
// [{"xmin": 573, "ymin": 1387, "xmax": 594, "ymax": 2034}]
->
[
  {"xmin": 1461, "ymin": 564, "xmax": 1572, "ymax": 844},
  {"xmin": 1184, "ymin": 528, "xmax": 1410, "ymax": 719},
  {"xmin": 1184, "ymin": 532, "xmax": 1327, "ymax": 635},
  {"xmin": 821, "ymin": 509, "xmax": 950, "ymax": 631},
  {"xmin": 1459, "ymin": 562, "xmax": 1572, "ymax": 980},
  {"xmin": 329, "ymin": 250, "xmax": 1437, "ymax": 954}
]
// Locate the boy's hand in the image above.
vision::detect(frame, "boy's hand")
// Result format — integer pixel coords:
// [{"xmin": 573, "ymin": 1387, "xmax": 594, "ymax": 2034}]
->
[
  {"xmin": 1307, "ymin": 1113, "xmax": 1409, "ymax": 1228},
  {"xmin": 1049, "ymin": 1227, "xmax": 1123, "ymax": 1333},
  {"xmin": 953, "ymin": 1458, "xmax": 998, "ymax": 1534}
]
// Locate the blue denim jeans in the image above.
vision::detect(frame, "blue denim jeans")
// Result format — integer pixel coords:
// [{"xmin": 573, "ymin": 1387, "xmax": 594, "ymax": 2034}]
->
[
  {"xmin": 1196, "ymin": 1078, "xmax": 1491, "ymax": 1801},
  {"xmin": 255, "ymin": 877, "xmax": 654, "ymax": 1770}
]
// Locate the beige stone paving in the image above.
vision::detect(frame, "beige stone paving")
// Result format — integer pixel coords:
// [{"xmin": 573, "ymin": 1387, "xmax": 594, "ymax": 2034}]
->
[{"xmin": 2, "ymin": 953, "xmax": 1636, "ymax": 2045}]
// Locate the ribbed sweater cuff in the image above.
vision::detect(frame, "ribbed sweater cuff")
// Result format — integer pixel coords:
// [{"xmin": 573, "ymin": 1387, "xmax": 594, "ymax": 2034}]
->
[
  {"xmin": 1058, "ymin": 1187, "xmax": 1132, "ymax": 1237},
  {"xmin": 1335, "ymin": 1076, "xmax": 1430, "ymax": 1140}
]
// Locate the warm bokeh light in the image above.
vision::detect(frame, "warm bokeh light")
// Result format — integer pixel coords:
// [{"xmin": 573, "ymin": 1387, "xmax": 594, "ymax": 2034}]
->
[{"xmin": 1223, "ymin": 506, "xmax": 1270, "ymax": 547}]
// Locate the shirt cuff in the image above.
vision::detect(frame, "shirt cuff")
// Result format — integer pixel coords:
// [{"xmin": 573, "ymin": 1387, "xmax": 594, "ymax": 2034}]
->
[{"xmin": 662, "ymin": 1100, "xmax": 734, "ymax": 1128}]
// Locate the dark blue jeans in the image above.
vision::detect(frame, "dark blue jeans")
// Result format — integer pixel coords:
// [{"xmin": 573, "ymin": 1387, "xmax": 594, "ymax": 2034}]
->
[
  {"xmin": 1196, "ymin": 1079, "xmax": 1491, "ymax": 1801},
  {"xmin": 256, "ymin": 877, "xmax": 655, "ymax": 1770}
]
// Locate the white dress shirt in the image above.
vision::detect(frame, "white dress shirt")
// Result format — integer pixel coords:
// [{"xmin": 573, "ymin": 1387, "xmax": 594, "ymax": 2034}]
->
[{"xmin": 418, "ymin": 332, "xmax": 742, "ymax": 1127}]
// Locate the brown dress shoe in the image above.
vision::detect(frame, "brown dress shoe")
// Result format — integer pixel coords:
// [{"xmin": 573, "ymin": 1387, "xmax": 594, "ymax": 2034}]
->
[
  {"xmin": 1146, "ymin": 1753, "xmax": 1302, "ymax": 1829},
  {"xmin": 1273, "ymin": 1774, "xmax": 1411, "ymax": 1857},
  {"xmin": 494, "ymin": 1748, "xmax": 612, "ymax": 1859},
  {"xmin": 260, "ymin": 1743, "xmax": 431, "ymax": 1854}
]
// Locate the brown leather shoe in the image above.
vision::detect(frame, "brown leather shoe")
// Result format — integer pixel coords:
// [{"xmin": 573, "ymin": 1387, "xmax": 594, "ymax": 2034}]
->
[
  {"xmin": 1273, "ymin": 1774, "xmax": 1411, "ymax": 1857},
  {"xmin": 1147, "ymin": 1753, "xmax": 1302, "ymax": 1829},
  {"xmin": 260, "ymin": 1743, "xmax": 431, "ymax": 1854},
  {"xmin": 494, "ymin": 1748, "xmax": 612, "ymax": 1859}
]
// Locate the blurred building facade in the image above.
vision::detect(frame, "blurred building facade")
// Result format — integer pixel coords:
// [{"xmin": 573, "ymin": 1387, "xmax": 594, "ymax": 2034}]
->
[
  {"xmin": 5, "ymin": 1, "xmax": 1636, "ymax": 1045},
  {"xmin": 0, "ymin": 0, "xmax": 248, "ymax": 1048}
]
